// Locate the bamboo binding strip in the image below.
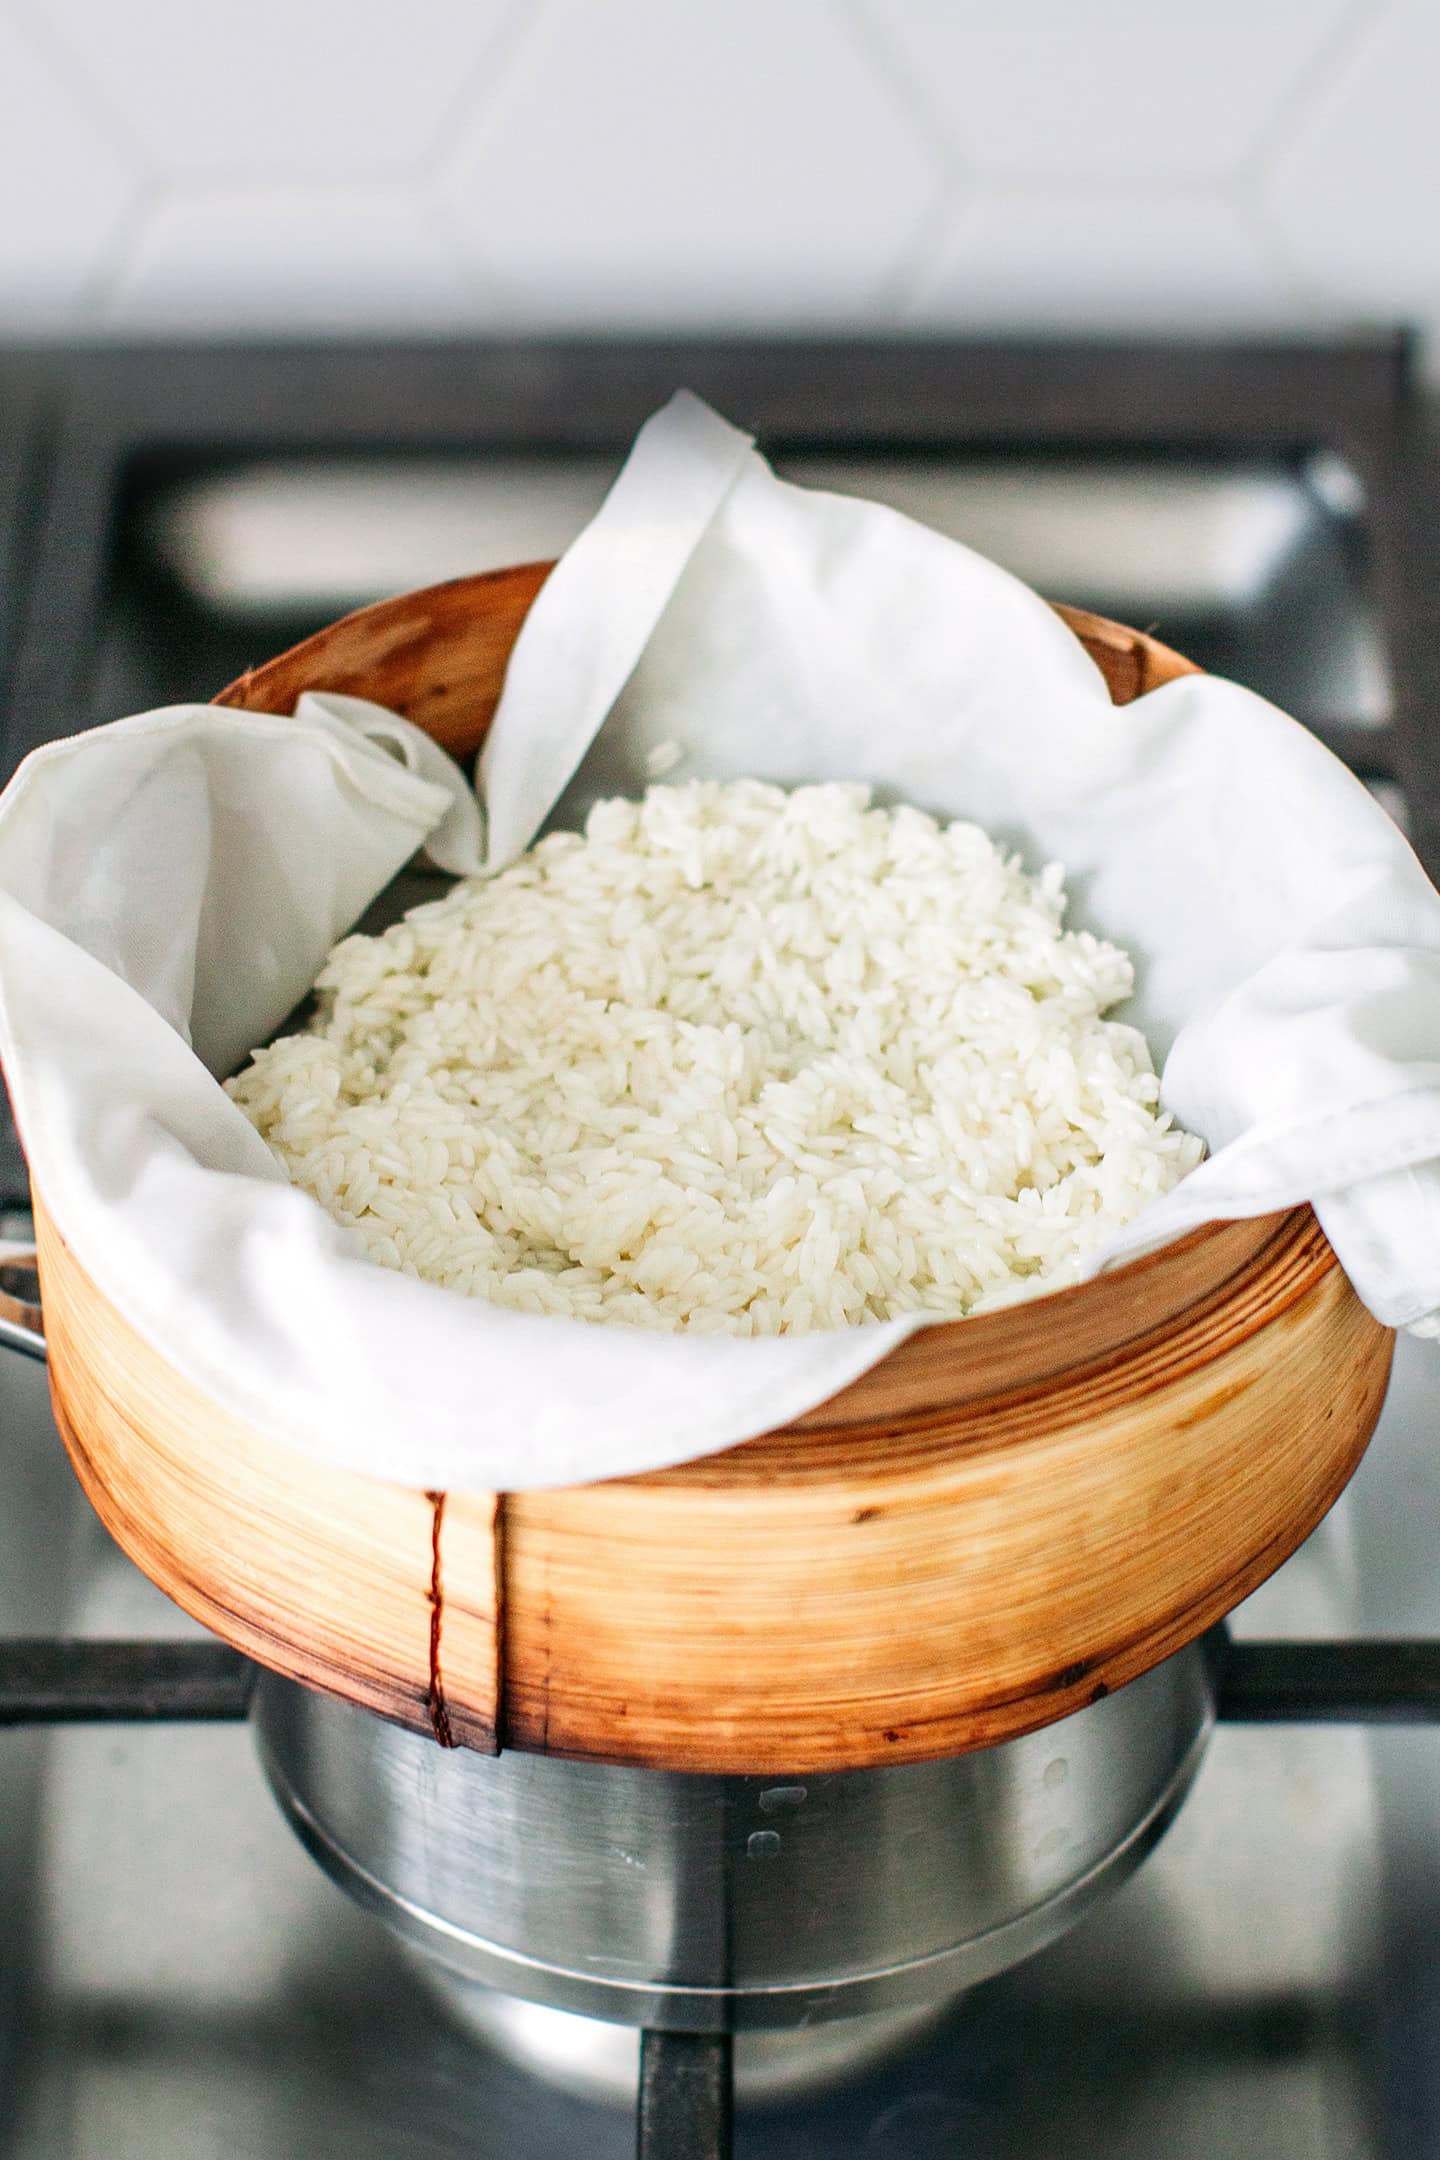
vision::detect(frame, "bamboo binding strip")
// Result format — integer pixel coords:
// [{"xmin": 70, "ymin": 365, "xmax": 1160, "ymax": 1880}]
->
[{"xmin": 34, "ymin": 575, "xmax": 1395, "ymax": 1775}]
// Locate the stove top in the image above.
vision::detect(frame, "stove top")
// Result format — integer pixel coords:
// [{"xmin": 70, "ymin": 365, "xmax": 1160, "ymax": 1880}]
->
[
  {"xmin": 7, "ymin": 1348, "xmax": 1440, "ymax": 2158},
  {"xmin": 1, "ymin": 337, "xmax": 1439, "ymax": 2158}
]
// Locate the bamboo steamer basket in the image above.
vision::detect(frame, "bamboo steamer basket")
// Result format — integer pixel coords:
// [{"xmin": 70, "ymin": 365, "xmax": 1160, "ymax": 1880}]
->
[{"xmin": 35, "ymin": 567, "xmax": 1395, "ymax": 1776}]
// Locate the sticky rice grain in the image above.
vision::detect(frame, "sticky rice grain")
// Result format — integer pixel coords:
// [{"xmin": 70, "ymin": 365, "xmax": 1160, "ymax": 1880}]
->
[{"xmin": 226, "ymin": 780, "xmax": 1203, "ymax": 1333}]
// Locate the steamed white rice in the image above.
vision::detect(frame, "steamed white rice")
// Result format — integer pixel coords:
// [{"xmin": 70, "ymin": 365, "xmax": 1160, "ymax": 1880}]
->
[{"xmin": 225, "ymin": 779, "xmax": 1203, "ymax": 1334}]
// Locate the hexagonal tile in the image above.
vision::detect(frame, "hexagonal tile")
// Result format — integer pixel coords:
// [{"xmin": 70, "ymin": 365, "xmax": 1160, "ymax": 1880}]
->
[
  {"xmin": 908, "ymin": 188, "xmax": 1295, "ymax": 328},
  {"xmin": 0, "ymin": 12, "xmax": 137, "ymax": 320},
  {"xmin": 435, "ymin": 0, "xmax": 945, "ymax": 324},
  {"xmin": 858, "ymin": 0, "xmax": 1355, "ymax": 181},
  {"xmin": 36, "ymin": 0, "xmax": 520, "ymax": 180},
  {"xmin": 106, "ymin": 191, "xmax": 485, "ymax": 332},
  {"xmin": 1260, "ymin": 0, "xmax": 1440, "ymax": 314}
]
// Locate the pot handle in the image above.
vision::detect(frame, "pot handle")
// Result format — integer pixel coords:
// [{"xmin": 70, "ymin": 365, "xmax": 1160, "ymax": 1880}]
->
[{"xmin": 0, "ymin": 1242, "xmax": 46, "ymax": 1362}]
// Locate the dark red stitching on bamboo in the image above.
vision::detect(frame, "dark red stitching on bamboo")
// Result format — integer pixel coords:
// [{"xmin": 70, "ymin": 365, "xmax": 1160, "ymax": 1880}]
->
[{"xmin": 425, "ymin": 1490, "xmax": 456, "ymax": 1747}]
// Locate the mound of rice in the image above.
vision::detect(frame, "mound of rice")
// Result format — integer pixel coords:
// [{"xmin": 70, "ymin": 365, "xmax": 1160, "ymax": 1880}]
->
[{"xmin": 225, "ymin": 779, "xmax": 1203, "ymax": 1335}]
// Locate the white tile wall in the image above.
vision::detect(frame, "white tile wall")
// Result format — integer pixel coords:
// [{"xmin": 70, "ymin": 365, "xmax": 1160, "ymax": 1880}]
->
[{"xmin": 0, "ymin": 0, "xmax": 1434, "ymax": 368}]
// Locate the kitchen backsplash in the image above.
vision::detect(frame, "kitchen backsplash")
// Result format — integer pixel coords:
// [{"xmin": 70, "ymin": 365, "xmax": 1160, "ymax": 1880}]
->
[{"xmin": 1, "ymin": 0, "xmax": 1435, "ymax": 370}]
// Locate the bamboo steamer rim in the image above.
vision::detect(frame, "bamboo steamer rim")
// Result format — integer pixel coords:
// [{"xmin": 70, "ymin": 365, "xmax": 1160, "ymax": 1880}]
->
[{"xmin": 31, "ymin": 568, "xmax": 1395, "ymax": 1777}]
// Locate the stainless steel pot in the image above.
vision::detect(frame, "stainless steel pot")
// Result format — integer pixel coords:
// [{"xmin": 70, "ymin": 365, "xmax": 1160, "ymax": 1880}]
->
[{"xmin": 252, "ymin": 1642, "xmax": 1214, "ymax": 2034}]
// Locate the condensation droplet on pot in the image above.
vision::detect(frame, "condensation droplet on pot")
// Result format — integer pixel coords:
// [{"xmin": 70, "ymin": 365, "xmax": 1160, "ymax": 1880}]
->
[
  {"xmin": 758, "ymin": 1784, "xmax": 807, "ymax": 1815},
  {"xmin": 747, "ymin": 1829, "xmax": 782, "ymax": 1859}
]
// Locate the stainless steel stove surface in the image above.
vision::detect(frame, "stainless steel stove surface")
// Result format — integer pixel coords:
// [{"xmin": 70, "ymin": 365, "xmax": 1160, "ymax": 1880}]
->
[
  {"xmin": 4, "ymin": 1339, "xmax": 1440, "ymax": 2159},
  {"xmin": 2, "ymin": 339, "xmax": 1440, "ymax": 2157}
]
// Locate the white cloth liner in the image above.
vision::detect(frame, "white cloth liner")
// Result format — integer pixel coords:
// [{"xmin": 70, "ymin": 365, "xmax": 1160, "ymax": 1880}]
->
[{"xmin": 2, "ymin": 388, "xmax": 1439, "ymax": 1494}]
